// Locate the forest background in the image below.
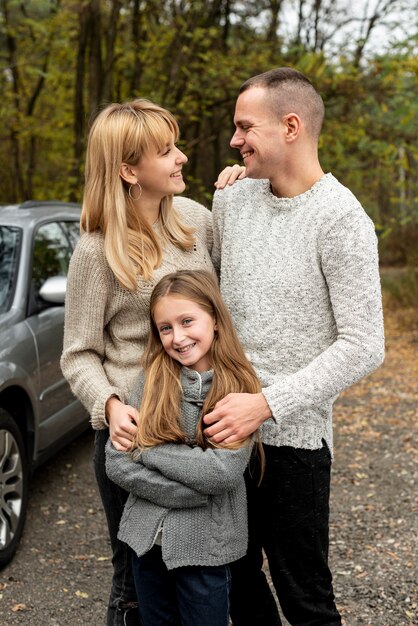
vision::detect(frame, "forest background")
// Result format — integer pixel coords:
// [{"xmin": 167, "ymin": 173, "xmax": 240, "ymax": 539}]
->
[{"xmin": 0, "ymin": 0, "xmax": 417, "ymax": 286}]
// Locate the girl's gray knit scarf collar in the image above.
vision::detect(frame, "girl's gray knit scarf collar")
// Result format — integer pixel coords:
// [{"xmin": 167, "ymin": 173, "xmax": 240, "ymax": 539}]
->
[{"xmin": 180, "ymin": 367, "xmax": 213, "ymax": 406}]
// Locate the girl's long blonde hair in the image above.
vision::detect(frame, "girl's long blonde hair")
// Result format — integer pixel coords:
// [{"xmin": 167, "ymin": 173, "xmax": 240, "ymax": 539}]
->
[
  {"xmin": 81, "ymin": 99, "xmax": 195, "ymax": 290},
  {"xmin": 134, "ymin": 270, "xmax": 262, "ymax": 451}
]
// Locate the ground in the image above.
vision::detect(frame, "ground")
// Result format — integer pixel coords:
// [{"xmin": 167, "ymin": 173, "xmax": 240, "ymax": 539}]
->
[
  {"xmin": 327, "ymin": 307, "xmax": 417, "ymax": 626},
  {"xmin": 0, "ymin": 306, "xmax": 416, "ymax": 626}
]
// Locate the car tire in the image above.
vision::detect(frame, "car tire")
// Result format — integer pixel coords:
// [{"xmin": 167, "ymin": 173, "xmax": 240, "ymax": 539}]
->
[{"xmin": 0, "ymin": 409, "xmax": 28, "ymax": 569}]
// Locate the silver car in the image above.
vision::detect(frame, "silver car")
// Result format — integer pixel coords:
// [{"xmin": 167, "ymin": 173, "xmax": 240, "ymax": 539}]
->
[{"xmin": 0, "ymin": 201, "xmax": 89, "ymax": 567}]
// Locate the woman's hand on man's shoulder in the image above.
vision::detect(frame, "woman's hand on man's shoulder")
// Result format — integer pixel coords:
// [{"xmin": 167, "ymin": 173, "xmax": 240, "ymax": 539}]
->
[{"xmin": 214, "ymin": 164, "xmax": 246, "ymax": 190}]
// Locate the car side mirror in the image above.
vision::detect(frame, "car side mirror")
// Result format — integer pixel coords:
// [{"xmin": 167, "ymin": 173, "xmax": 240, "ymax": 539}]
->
[{"xmin": 38, "ymin": 276, "xmax": 67, "ymax": 305}]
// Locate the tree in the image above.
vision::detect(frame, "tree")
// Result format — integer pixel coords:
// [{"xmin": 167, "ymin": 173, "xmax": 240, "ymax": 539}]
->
[
  {"xmin": 0, "ymin": 0, "xmax": 61, "ymax": 199},
  {"xmin": 0, "ymin": 0, "xmax": 416, "ymax": 263}
]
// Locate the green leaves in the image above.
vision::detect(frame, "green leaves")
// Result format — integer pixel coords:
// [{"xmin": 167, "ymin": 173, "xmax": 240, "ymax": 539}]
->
[{"xmin": 0, "ymin": 0, "xmax": 416, "ymax": 264}]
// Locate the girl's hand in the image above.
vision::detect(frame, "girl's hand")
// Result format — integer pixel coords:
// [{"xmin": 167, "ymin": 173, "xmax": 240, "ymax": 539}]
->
[
  {"xmin": 106, "ymin": 396, "xmax": 139, "ymax": 451},
  {"xmin": 214, "ymin": 164, "xmax": 246, "ymax": 190}
]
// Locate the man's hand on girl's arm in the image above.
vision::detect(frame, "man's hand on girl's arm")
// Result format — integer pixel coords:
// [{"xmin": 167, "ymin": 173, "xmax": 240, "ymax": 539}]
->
[
  {"xmin": 203, "ymin": 392, "xmax": 271, "ymax": 444},
  {"xmin": 106, "ymin": 396, "xmax": 139, "ymax": 451}
]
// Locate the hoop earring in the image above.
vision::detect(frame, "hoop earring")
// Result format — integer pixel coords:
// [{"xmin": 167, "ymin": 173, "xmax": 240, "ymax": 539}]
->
[{"xmin": 128, "ymin": 182, "xmax": 142, "ymax": 201}]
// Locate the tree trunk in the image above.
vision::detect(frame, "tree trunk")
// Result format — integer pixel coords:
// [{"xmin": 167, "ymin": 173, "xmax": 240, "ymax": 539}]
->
[
  {"xmin": 87, "ymin": 0, "xmax": 103, "ymax": 114},
  {"xmin": 71, "ymin": 2, "xmax": 89, "ymax": 200},
  {"xmin": 130, "ymin": 0, "xmax": 143, "ymax": 94},
  {"xmin": 103, "ymin": 0, "xmax": 122, "ymax": 102},
  {"xmin": 2, "ymin": 0, "xmax": 26, "ymax": 199},
  {"xmin": 266, "ymin": 0, "xmax": 284, "ymax": 46}
]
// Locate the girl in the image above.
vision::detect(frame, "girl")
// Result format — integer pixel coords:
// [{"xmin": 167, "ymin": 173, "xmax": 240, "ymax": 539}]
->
[
  {"xmin": 105, "ymin": 269, "xmax": 261, "ymax": 626},
  {"xmin": 61, "ymin": 99, "xmax": 237, "ymax": 625}
]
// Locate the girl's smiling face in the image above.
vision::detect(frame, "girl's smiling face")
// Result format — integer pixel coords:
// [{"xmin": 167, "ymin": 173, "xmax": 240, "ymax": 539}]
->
[{"xmin": 153, "ymin": 295, "xmax": 217, "ymax": 372}]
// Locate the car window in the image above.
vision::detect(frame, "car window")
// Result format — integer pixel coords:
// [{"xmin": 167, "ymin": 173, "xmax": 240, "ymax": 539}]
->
[
  {"xmin": 32, "ymin": 222, "xmax": 73, "ymax": 293},
  {"xmin": 61, "ymin": 220, "xmax": 81, "ymax": 250},
  {"xmin": 0, "ymin": 225, "xmax": 21, "ymax": 314}
]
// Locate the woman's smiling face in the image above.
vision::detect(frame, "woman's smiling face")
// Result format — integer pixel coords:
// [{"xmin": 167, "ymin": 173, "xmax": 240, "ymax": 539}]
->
[{"xmin": 131, "ymin": 134, "xmax": 188, "ymax": 202}]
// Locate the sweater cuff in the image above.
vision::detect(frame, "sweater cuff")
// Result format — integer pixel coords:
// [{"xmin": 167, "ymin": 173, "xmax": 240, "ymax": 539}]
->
[
  {"xmin": 90, "ymin": 387, "xmax": 122, "ymax": 430},
  {"xmin": 262, "ymin": 384, "xmax": 299, "ymax": 424}
]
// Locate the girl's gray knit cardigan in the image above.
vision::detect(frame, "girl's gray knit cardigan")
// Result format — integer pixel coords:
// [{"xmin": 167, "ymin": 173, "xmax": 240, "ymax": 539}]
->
[{"xmin": 105, "ymin": 368, "xmax": 252, "ymax": 570}]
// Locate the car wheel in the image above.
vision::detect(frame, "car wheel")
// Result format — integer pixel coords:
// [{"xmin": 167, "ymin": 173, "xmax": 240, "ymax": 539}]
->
[{"xmin": 0, "ymin": 409, "xmax": 28, "ymax": 568}]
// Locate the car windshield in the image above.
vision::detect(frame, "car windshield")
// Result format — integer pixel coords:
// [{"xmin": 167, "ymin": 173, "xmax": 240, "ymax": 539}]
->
[{"xmin": 0, "ymin": 225, "xmax": 21, "ymax": 314}]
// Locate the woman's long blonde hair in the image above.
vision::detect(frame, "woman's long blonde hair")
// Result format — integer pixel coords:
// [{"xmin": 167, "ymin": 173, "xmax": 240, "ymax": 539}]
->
[
  {"xmin": 81, "ymin": 99, "xmax": 195, "ymax": 290},
  {"xmin": 134, "ymin": 270, "xmax": 262, "ymax": 451}
]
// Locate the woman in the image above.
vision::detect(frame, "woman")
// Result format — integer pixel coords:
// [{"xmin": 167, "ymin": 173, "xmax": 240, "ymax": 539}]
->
[{"xmin": 61, "ymin": 99, "xmax": 235, "ymax": 625}]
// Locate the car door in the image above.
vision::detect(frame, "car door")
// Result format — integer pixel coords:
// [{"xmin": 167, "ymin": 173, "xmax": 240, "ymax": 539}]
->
[{"xmin": 25, "ymin": 219, "xmax": 84, "ymax": 452}]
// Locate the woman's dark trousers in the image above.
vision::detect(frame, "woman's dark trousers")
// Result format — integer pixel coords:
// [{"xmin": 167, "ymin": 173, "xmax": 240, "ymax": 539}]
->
[{"xmin": 94, "ymin": 429, "xmax": 141, "ymax": 626}]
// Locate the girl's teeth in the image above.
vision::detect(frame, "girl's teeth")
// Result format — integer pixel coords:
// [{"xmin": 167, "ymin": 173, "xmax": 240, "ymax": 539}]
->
[{"xmin": 178, "ymin": 343, "xmax": 195, "ymax": 353}]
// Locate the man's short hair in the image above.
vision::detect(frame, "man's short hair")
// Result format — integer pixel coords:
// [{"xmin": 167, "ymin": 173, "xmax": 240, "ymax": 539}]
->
[{"xmin": 239, "ymin": 67, "xmax": 325, "ymax": 141}]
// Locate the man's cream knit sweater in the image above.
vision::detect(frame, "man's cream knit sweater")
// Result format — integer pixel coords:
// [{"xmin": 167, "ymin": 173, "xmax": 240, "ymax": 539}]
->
[
  {"xmin": 212, "ymin": 174, "xmax": 385, "ymax": 454},
  {"xmin": 61, "ymin": 197, "xmax": 214, "ymax": 430}
]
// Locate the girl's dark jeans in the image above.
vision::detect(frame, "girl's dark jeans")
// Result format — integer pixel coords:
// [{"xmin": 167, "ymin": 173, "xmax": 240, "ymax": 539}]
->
[
  {"xmin": 132, "ymin": 545, "xmax": 231, "ymax": 626},
  {"xmin": 229, "ymin": 442, "xmax": 342, "ymax": 626},
  {"xmin": 94, "ymin": 429, "xmax": 141, "ymax": 626}
]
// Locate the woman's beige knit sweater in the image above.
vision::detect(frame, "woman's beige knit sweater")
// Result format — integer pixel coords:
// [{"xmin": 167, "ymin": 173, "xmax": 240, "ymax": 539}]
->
[{"xmin": 61, "ymin": 197, "xmax": 214, "ymax": 430}]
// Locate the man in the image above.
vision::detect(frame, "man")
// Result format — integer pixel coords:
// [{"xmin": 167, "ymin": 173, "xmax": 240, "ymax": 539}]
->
[{"xmin": 204, "ymin": 68, "xmax": 385, "ymax": 625}]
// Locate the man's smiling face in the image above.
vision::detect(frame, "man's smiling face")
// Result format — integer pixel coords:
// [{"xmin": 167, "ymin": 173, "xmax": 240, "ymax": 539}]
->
[{"xmin": 230, "ymin": 86, "xmax": 288, "ymax": 181}]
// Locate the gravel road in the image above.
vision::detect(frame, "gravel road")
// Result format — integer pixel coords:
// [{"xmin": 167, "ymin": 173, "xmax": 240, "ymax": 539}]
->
[{"xmin": 0, "ymin": 429, "xmax": 111, "ymax": 625}]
